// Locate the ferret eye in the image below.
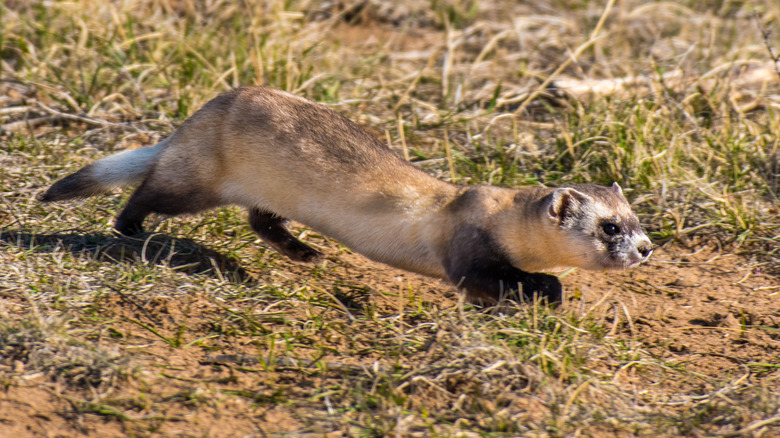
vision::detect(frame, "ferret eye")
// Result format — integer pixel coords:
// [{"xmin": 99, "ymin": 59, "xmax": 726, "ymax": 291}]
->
[{"xmin": 602, "ymin": 223, "xmax": 620, "ymax": 236}]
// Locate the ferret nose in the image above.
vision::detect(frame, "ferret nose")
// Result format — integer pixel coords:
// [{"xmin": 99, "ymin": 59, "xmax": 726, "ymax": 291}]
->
[{"xmin": 637, "ymin": 242, "xmax": 653, "ymax": 259}]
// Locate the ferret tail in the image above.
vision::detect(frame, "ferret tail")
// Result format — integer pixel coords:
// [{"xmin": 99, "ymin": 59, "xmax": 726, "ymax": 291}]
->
[{"xmin": 38, "ymin": 138, "xmax": 169, "ymax": 202}]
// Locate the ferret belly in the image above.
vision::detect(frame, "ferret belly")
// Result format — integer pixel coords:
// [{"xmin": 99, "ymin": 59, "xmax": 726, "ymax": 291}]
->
[{"xmin": 217, "ymin": 170, "xmax": 448, "ymax": 278}]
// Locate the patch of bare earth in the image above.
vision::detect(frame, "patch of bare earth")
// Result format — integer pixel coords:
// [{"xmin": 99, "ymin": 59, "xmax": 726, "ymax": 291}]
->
[
  {"xmin": 573, "ymin": 244, "xmax": 779, "ymax": 393},
  {"xmin": 1, "ymin": 229, "xmax": 778, "ymax": 436},
  {"xmin": 2, "ymin": 1, "xmax": 779, "ymax": 435}
]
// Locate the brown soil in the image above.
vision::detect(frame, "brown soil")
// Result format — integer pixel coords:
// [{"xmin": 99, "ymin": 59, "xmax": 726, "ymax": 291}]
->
[
  {"xmin": 2, "ymin": 4, "xmax": 779, "ymax": 435},
  {"xmin": 574, "ymin": 243, "xmax": 780, "ymax": 393},
  {"xmin": 1, "ymin": 235, "xmax": 778, "ymax": 436}
]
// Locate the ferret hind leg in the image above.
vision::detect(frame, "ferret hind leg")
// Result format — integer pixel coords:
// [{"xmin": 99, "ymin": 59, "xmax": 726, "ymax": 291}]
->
[{"xmin": 249, "ymin": 208, "xmax": 322, "ymax": 262}]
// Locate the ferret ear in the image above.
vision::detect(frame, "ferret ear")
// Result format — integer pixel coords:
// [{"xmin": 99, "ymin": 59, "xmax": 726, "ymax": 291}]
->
[
  {"xmin": 611, "ymin": 182, "xmax": 623, "ymax": 196},
  {"xmin": 548, "ymin": 188, "xmax": 591, "ymax": 224}
]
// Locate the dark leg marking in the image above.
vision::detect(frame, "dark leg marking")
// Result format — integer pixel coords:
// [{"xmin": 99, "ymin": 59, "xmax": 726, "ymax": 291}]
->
[
  {"xmin": 114, "ymin": 198, "xmax": 152, "ymax": 235},
  {"xmin": 114, "ymin": 180, "xmax": 218, "ymax": 236},
  {"xmin": 249, "ymin": 208, "xmax": 322, "ymax": 263},
  {"xmin": 444, "ymin": 225, "xmax": 562, "ymax": 305}
]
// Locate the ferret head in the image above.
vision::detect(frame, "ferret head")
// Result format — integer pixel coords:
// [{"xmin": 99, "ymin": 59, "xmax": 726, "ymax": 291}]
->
[{"xmin": 544, "ymin": 182, "xmax": 653, "ymax": 270}]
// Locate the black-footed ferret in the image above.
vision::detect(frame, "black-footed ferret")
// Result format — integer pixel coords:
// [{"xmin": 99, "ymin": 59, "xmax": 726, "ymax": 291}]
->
[{"xmin": 39, "ymin": 86, "xmax": 653, "ymax": 304}]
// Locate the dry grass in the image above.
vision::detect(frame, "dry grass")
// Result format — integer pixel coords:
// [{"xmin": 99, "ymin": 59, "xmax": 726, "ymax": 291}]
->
[{"xmin": 1, "ymin": 0, "xmax": 779, "ymax": 436}]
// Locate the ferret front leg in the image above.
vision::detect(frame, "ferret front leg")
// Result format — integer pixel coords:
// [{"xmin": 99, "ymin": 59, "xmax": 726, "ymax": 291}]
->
[
  {"xmin": 444, "ymin": 225, "xmax": 562, "ymax": 305},
  {"xmin": 447, "ymin": 261, "xmax": 562, "ymax": 305}
]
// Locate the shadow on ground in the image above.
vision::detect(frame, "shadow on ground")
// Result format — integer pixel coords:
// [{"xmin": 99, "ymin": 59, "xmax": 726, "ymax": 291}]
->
[{"xmin": 0, "ymin": 229, "xmax": 249, "ymax": 282}]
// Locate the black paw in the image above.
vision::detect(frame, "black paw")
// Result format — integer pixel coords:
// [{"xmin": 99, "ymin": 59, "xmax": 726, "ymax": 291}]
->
[
  {"xmin": 454, "ymin": 271, "xmax": 563, "ymax": 306},
  {"xmin": 113, "ymin": 220, "xmax": 145, "ymax": 236},
  {"xmin": 274, "ymin": 240, "xmax": 323, "ymax": 263},
  {"xmin": 519, "ymin": 273, "xmax": 562, "ymax": 304},
  {"xmin": 290, "ymin": 246, "xmax": 323, "ymax": 263}
]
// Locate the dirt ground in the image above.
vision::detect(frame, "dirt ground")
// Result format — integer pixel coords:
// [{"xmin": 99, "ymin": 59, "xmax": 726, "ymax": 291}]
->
[
  {"xmin": 574, "ymin": 242, "xmax": 779, "ymax": 391},
  {"xmin": 1, "ymin": 230, "xmax": 778, "ymax": 436},
  {"xmin": 1, "ymin": 2, "xmax": 779, "ymax": 435}
]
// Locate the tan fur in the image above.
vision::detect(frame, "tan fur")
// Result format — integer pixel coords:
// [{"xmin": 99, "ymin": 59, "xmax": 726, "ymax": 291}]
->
[{"xmin": 39, "ymin": 86, "xmax": 653, "ymax": 302}]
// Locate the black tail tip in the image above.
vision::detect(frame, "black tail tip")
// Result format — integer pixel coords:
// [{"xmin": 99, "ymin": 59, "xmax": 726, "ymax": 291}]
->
[
  {"xmin": 37, "ymin": 185, "xmax": 72, "ymax": 203},
  {"xmin": 37, "ymin": 191, "xmax": 52, "ymax": 202},
  {"xmin": 36, "ymin": 169, "xmax": 99, "ymax": 202}
]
